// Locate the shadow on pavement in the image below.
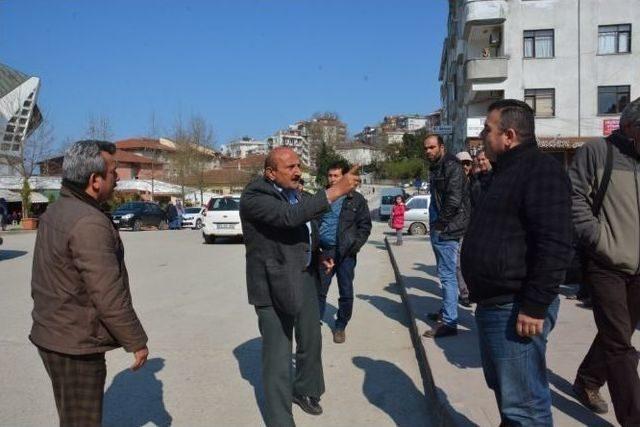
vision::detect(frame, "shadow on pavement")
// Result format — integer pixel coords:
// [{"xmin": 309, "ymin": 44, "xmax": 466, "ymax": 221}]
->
[
  {"xmin": 233, "ymin": 337, "xmax": 267, "ymax": 424},
  {"xmin": 0, "ymin": 249, "xmax": 28, "ymax": 261},
  {"xmin": 547, "ymin": 370, "xmax": 613, "ymax": 426},
  {"xmin": 412, "ymin": 262, "xmax": 438, "ymax": 279},
  {"xmin": 353, "ymin": 356, "xmax": 427, "ymax": 427},
  {"xmin": 103, "ymin": 358, "xmax": 172, "ymax": 427},
  {"xmin": 357, "ymin": 283, "xmax": 410, "ymax": 328}
]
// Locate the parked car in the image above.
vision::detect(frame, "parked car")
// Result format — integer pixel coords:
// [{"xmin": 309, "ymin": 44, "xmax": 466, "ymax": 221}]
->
[
  {"xmin": 202, "ymin": 195, "xmax": 242, "ymax": 244},
  {"xmin": 378, "ymin": 187, "xmax": 405, "ymax": 220},
  {"xmin": 111, "ymin": 202, "xmax": 168, "ymax": 231},
  {"xmin": 182, "ymin": 207, "xmax": 205, "ymax": 229},
  {"xmin": 403, "ymin": 195, "xmax": 430, "ymax": 235}
]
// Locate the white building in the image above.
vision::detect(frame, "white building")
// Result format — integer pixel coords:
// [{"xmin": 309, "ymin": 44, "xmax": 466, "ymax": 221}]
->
[
  {"xmin": 267, "ymin": 130, "xmax": 310, "ymax": 166},
  {"xmin": 440, "ymin": 0, "xmax": 640, "ymax": 164},
  {"xmin": 0, "ymin": 63, "xmax": 42, "ymax": 175},
  {"xmin": 335, "ymin": 143, "xmax": 385, "ymax": 166},
  {"xmin": 397, "ymin": 115, "xmax": 429, "ymax": 131},
  {"xmin": 221, "ymin": 137, "xmax": 268, "ymax": 159}
]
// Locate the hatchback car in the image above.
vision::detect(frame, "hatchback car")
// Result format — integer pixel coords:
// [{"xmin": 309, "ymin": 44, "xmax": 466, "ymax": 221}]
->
[
  {"xmin": 403, "ymin": 195, "xmax": 430, "ymax": 235},
  {"xmin": 112, "ymin": 201, "xmax": 168, "ymax": 231},
  {"xmin": 182, "ymin": 207, "xmax": 205, "ymax": 229},
  {"xmin": 202, "ymin": 195, "xmax": 242, "ymax": 244}
]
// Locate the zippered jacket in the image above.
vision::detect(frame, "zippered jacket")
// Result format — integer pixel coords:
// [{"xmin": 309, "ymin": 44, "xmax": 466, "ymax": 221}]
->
[{"xmin": 569, "ymin": 131, "xmax": 640, "ymax": 275}]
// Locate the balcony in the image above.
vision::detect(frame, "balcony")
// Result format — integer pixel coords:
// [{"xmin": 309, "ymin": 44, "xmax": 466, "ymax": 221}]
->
[
  {"xmin": 463, "ymin": 0, "xmax": 507, "ymax": 37},
  {"xmin": 465, "ymin": 57, "xmax": 508, "ymax": 82}
]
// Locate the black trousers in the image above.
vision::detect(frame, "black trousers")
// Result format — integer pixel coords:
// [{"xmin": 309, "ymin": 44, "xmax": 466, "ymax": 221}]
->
[
  {"xmin": 576, "ymin": 259, "xmax": 640, "ymax": 426},
  {"xmin": 38, "ymin": 347, "xmax": 106, "ymax": 427},
  {"xmin": 255, "ymin": 270, "xmax": 325, "ymax": 427}
]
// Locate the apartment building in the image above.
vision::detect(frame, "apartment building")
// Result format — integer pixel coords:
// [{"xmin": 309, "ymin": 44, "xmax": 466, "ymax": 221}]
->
[
  {"xmin": 440, "ymin": 0, "xmax": 640, "ymax": 165},
  {"xmin": 221, "ymin": 137, "xmax": 268, "ymax": 159},
  {"xmin": 267, "ymin": 129, "xmax": 311, "ymax": 167}
]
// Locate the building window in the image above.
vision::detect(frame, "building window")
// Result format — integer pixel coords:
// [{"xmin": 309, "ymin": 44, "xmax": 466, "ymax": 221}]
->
[
  {"xmin": 598, "ymin": 85, "xmax": 631, "ymax": 114},
  {"xmin": 524, "ymin": 29, "xmax": 554, "ymax": 58},
  {"xmin": 598, "ymin": 24, "xmax": 631, "ymax": 54},
  {"xmin": 525, "ymin": 89, "xmax": 555, "ymax": 117}
]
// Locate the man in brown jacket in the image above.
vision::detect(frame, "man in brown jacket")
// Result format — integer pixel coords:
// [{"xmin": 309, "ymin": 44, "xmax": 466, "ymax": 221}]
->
[{"xmin": 30, "ymin": 140, "xmax": 149, "ymax": 427}]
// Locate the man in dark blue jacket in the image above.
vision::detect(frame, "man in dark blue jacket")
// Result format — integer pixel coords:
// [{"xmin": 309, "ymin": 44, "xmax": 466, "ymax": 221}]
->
[
  {"xmin": 461, "ymin": 99, "xmax": 573, "ymax": 426},
  {"xmin": 317, "ymin": 160, "xmax": 372, "ymax": 344}
]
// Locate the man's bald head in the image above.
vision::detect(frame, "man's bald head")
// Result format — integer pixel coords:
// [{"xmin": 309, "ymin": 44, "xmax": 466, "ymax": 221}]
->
[
  {"xmin": 264, "ymin": 147, "xmax": 302, "ymax": 190},
  {"xmin": 264, "ymin": 146, "xmax": 295, "ymax": 171}
]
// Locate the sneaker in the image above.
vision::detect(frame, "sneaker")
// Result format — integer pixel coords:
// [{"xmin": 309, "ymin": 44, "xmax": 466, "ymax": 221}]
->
[
  {"xmin": 573, "ymin": 380, "xmax": 609, "ymax": 414},
  {"xmin": 423, "ymin": 324, "xmax": 458, "ymax": 338},
  {"xmin": 333, "ymin": 329, "xmax": 346, "ymax": 344}
]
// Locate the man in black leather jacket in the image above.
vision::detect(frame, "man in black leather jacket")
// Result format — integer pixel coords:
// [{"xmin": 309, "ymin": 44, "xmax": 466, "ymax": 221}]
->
[{"xmin": 423, "ymin": 134, "xmax": 470, "ymax": 338}]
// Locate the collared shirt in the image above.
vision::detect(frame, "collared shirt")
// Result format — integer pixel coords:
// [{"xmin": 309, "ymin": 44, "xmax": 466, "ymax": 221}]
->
[
  {"xmin": 274, "ymin": 184, "xmax": 313, "ymax": 267},
  {"xmin": 319, "ymin": 195, "xmax": 345, "ymax": 247}
]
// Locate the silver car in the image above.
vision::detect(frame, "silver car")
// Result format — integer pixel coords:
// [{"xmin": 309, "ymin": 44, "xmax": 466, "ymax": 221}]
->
[{"xmin": 403, "ymin": 195, "xmax": 430, "ymax": 235}]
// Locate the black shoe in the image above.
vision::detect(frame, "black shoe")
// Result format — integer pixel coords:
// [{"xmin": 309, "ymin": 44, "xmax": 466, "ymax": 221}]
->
[
  {"xmin": 427, "ymin": 312, "xmax": 443, "ymax": 322},
  {"xmin": 459, "ymin": 297, "xmax": 472, "ymax": 307},
  {"xmin": 423, "ymin": 324, "xmax": 458, "ymax": 338},
  {"xmin": 293, "ymin": 395, "xmax": 323, "ymax": 415}
]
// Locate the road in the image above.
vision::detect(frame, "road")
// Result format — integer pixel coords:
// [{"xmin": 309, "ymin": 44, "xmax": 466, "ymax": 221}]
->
[{"xmin": 0, "ymin": 215, "xmax": 431, "ymax": 426}]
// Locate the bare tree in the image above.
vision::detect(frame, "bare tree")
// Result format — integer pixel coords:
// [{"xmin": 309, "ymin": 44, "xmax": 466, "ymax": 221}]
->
[
  {"xmin": 85, "ymin": 114, "xmax": 113, "ymax": 141},
  {"xmin": 187, "ymin": 115, "xmax": 216, "ymax": 205},
  {"xmin": 1, "ymin": 118, "xmax": 54, "ymax": 218}
]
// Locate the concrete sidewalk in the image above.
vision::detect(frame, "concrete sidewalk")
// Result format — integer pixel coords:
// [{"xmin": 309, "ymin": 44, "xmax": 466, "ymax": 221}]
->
[{"xmin": 388, "ymin": 233, "xmax": 639, "ymax": 427}]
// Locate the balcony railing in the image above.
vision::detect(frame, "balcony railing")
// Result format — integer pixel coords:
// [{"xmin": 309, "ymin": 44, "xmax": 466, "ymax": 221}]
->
[
  {"xmin": 463, "ymin": 0, "xmax": 507, "ymax": 37},
  {"xmin": 465, "ymin": 57, "xmax": 508, "ymax": 82}
]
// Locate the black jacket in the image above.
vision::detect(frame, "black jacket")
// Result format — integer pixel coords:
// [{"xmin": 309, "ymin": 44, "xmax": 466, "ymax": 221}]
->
[
  {"xmin": 470, "ymin": 170, "xmax": 493, "ymax": 209},
  {"xmin": 429, "ymin": 152, "xmax": 470, "ymax": 240},
  {"xmin": 240, "ymin": 177, "xmax": 329, "ymax": 315},
  {"xmin": 334, "ymin": 191, "xmax": 372, "ymax": 259},
  {"xmin": 460, "ymin": 142, "xmax": 573, "ymax": 318}
]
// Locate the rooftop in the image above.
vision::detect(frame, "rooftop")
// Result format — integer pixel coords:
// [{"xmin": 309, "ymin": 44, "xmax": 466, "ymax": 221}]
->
[{"xmin": 0, "ymin": 63, "xmax": 29, "ymax": 99}]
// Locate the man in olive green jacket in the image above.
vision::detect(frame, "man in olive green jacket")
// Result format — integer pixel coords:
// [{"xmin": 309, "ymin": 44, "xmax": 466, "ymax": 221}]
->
[
  {"xmin": 569, "ymin": 97, "xmax": 640, "ymax": 426},
  {"xmin": 30, "ymin": 140, "xmax": 148, "ymax": 427}
]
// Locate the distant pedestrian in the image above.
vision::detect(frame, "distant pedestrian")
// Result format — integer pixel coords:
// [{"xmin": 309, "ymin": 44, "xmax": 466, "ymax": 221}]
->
[
  {"xmin": 30, "ymin": 140, "xmax": 149, "ymax": 427},
  {"xmin": 422, "ymin": 134, "xmax": 470, "ymax": 338},
  {"xmin": 569, "ymin": 97, "xmax": 640, "ymax": 425},
  {"xmin": 390, "ymin": 195, "xmax": 405, "ymax": 246},
  {"xmin": 167, "ymin": 202, "xmax": 180, "ymax": 229},
  {"xmin": 461, "ymin": 100, "xmax": 573, "ymax": 426},
  {"xmin": 0, "ymin": 197, "xmax": 8, "ymax": 231},
  {"xmin": 240, "ymin": 147, "xmax": 360, "ymax": 426},
  {"xmin": 317, "ymin": 160, "xmax": 372, "ymax": 344},
  {"xmin": 455, "ymin": 151, "xmax": 474, "ymax": 308},
  {"xmin": 470, "ymin": 149, "xmax": 493, "ymax": 208}
]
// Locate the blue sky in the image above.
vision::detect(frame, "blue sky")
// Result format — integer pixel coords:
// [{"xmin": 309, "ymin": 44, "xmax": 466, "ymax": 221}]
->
[{"xmin": 1, "ymin": 0, "xmax": 447, "ymax": 149}]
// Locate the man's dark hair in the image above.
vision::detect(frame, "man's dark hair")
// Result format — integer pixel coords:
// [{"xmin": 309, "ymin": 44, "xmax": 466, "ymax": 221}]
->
[
  {"xmin": 62, "ymin": 140, "xmax": 116, "ymax": 186},
  {"xmin": 487, "ymin": 99, "xmax": 535, "ymax": 141},
  {"xmin": 327, "ymin": 159, "xmax": 350, "ymax": 175},
  {"xmin": 424, "ymin": 133, "xmax": 444, "ymax": 146}
]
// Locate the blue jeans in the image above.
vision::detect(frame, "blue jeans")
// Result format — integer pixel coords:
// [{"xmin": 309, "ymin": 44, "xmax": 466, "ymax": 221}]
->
[
  {"xmin": 430, "ymin": 231, "xmax": 459, "ymax": 328},
  {"xmin": 318, "ymin": 249, "xmax": 356, "ymax": 331},
  {"xmin": 475, "ymin": 297, "xmax": 560, "ymax": 427}
]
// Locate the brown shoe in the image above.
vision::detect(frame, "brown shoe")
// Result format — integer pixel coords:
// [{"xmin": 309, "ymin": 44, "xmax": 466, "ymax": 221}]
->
[
  {"xmin": 573, "ymin": 380, "xmax": 609, "ymax": 414},
  {"xmin": 333, "ymin": 329, "xmax": 346, "ymax": 344},
  {"xmin": 423, "ymin": 324, "xmax": 457, "ymax": 338}
]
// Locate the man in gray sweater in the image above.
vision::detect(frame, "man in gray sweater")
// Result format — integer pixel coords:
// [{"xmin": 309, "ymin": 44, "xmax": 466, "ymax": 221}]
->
[{"xmin": 569, "ymin": 97, "xmax": 640, "ymax": 426}]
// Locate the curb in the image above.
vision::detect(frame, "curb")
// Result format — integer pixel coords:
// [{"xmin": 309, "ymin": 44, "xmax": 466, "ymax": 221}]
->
[{"xmin": 384, "ymin": 236, "xmax": 458, "ymax": 427}]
